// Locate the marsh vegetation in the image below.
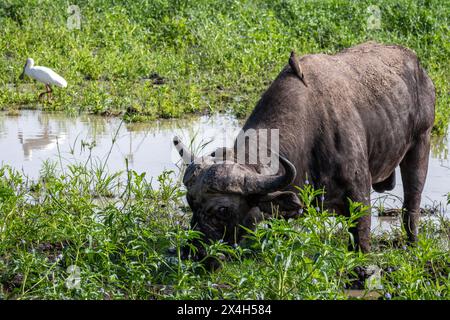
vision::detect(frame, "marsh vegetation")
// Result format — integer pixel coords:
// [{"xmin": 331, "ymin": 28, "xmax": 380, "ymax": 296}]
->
[
  {"xmin": 0, "ymin": 0, "xmax": 448, "ymax": 133},
  {"xmin": 0, "ymin": 113, "xmax": 448, "ymax": 300},
  {"xmin": 0, "ymin": 0, "xmax": 449, "ymax": 300},
  {"xmin": 0, "ymin": 160, "xmax": 449, "ymax": 299}
]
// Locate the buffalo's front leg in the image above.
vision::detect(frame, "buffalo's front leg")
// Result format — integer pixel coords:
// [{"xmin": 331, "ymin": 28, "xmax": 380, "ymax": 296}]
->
[
  {"xmin": 399, "ymin": 130, "xmax": 431, "ymax": 243},
  {"xmin": 348, "ymin": 212, "xmax": 371, "ymax": 253},
  {"xmin": 347, "ymin": 189, "xmax": 371, "ymax": 253},
  {"xmin": 335, "ymin": 173, "xmax": 372, "ymax": 253},
  {"xmin": 346, "ymin": 167, "xmax": 372, "ymax": 252}
]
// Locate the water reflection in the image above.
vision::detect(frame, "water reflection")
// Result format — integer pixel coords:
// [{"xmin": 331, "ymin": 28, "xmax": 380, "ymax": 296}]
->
[
  {"xmin": 431, "ymin": 133, "xmax": 449, "ymax": 170},
  {"xmin": 17, "ymin": 113, "xmax": 64, "ymax": 160},
  {"xmin": 0, "ymin": 110, "xmax": 241, "ymax": 179}
]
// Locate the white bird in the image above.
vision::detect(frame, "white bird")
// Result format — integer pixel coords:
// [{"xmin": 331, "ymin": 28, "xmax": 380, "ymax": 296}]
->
[{"xmin": 19, "ymin": 58, "xmax": 67, "ymax": 101}]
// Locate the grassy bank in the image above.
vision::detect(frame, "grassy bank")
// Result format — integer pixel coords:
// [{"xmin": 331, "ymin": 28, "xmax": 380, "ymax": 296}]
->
[
  {"xmin": 0, "ymin": 162, "xmax": 448, "ymax": 300},
  {"xmin": 0, "ymin": 0, "xmax": 449, "ymax": 133}
]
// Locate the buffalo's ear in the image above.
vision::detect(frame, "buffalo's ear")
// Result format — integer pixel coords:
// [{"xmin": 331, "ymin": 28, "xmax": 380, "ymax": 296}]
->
[{"xmin": 255, "ymin": 191, "xmax": 303, "ymax": 219}]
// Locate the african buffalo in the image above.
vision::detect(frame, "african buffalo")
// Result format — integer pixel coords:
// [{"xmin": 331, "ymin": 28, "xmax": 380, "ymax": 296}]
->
[{"xmin": 173, "ymin": 42, "xmax": 435, "ymax": 264}]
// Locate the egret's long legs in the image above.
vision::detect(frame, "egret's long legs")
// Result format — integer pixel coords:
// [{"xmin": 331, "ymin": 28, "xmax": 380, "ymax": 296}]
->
[{"xmin": 38, "ymin": 84, "xmax": 52, "ymax": 101}]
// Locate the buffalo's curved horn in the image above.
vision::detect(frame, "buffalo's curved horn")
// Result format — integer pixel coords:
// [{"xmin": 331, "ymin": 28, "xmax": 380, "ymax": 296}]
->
[
  {"xmin": 244, "ymin": 154, "xmax": 297, "ymax": 194},
  {"xmin": 173, "ymin": 136, "xmax": 194, "ymax": 164}
]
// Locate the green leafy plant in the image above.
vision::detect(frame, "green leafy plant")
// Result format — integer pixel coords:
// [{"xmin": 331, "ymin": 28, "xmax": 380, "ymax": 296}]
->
[
  {"xmin": 0, "ymin": 157, "xmax": 448, "ymax": 299},
  {"xmin": 0, "ymin": 0, "xmax": 448, "ymax": 134}
]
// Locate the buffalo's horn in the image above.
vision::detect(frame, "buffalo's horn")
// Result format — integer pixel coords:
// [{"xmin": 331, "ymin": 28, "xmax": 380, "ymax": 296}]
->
[
  {"xmin": 244, "ymin": 154, "xmax": 297, "ymax": 194},
  {"xmin": 173, "ymin": 136, "xmax": 194, "ymax": 164}
]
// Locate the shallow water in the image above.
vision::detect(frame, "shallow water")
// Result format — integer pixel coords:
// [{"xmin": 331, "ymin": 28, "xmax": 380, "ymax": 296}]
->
[
  {"xmin": 0, "ymin": 110, "xmax": 241, "ymax": 179},
  {"xmin": 0, "ymin": 110, "xmax": 449, "ymax": 223}
]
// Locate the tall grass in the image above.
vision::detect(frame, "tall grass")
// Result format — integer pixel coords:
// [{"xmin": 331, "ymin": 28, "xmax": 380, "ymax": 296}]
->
[
  {"xmin": 0, "ymin": 159, "xmax": 448, "ymax": 299},
  {"xmin": 0, "ymin": 0, "xmax": 448, "ymax": 133}
]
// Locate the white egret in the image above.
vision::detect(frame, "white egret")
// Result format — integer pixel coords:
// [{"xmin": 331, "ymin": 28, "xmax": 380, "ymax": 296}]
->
[{"xmin": 19, "ymin": 58, "xmax": 67, "ymax": 100}]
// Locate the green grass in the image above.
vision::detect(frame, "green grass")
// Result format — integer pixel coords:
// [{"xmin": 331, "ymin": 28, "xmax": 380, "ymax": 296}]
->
[
  {"xmin": 0, "ymin": 0, "xmax": 449, "ymax": 133},
  {"xmin": 0, "ymin": 160, "xmax": 448, "ymax": 300},
  {"xmin": 0, "ymin": 1, "xmax": 449, "ymax": 299}
]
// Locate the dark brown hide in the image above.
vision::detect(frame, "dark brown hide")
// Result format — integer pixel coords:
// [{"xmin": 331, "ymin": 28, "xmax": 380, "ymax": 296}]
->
[
  {"xmin": 177, "ymin": 41, "xmax": 435, "ymax": 261},
  {"xmin": 243, "ymin": 41, "xmax": 435, "ymax": 250}
]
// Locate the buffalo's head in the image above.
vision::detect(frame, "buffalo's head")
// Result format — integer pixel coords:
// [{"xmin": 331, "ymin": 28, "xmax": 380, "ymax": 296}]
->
[{"xmin": 173, "ymin": 136, "xmax": 303, "ymax": 268}]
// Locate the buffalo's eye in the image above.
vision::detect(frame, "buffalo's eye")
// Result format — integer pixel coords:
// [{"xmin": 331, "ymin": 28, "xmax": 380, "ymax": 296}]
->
[{"xmin": 217, "ymin": 206, "xmax": 230, "ymax": 218}]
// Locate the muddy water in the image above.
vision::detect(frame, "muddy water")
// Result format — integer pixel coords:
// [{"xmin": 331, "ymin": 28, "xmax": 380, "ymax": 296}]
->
[{"xmin": 0, "ymin": 111, "xmax": 449, "ymax": 223}]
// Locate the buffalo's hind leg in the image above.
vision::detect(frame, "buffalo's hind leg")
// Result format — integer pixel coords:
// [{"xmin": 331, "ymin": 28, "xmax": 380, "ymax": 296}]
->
[{"xmin": 399, "ymin": 131, "xmax": 431, "ymax": 243}]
